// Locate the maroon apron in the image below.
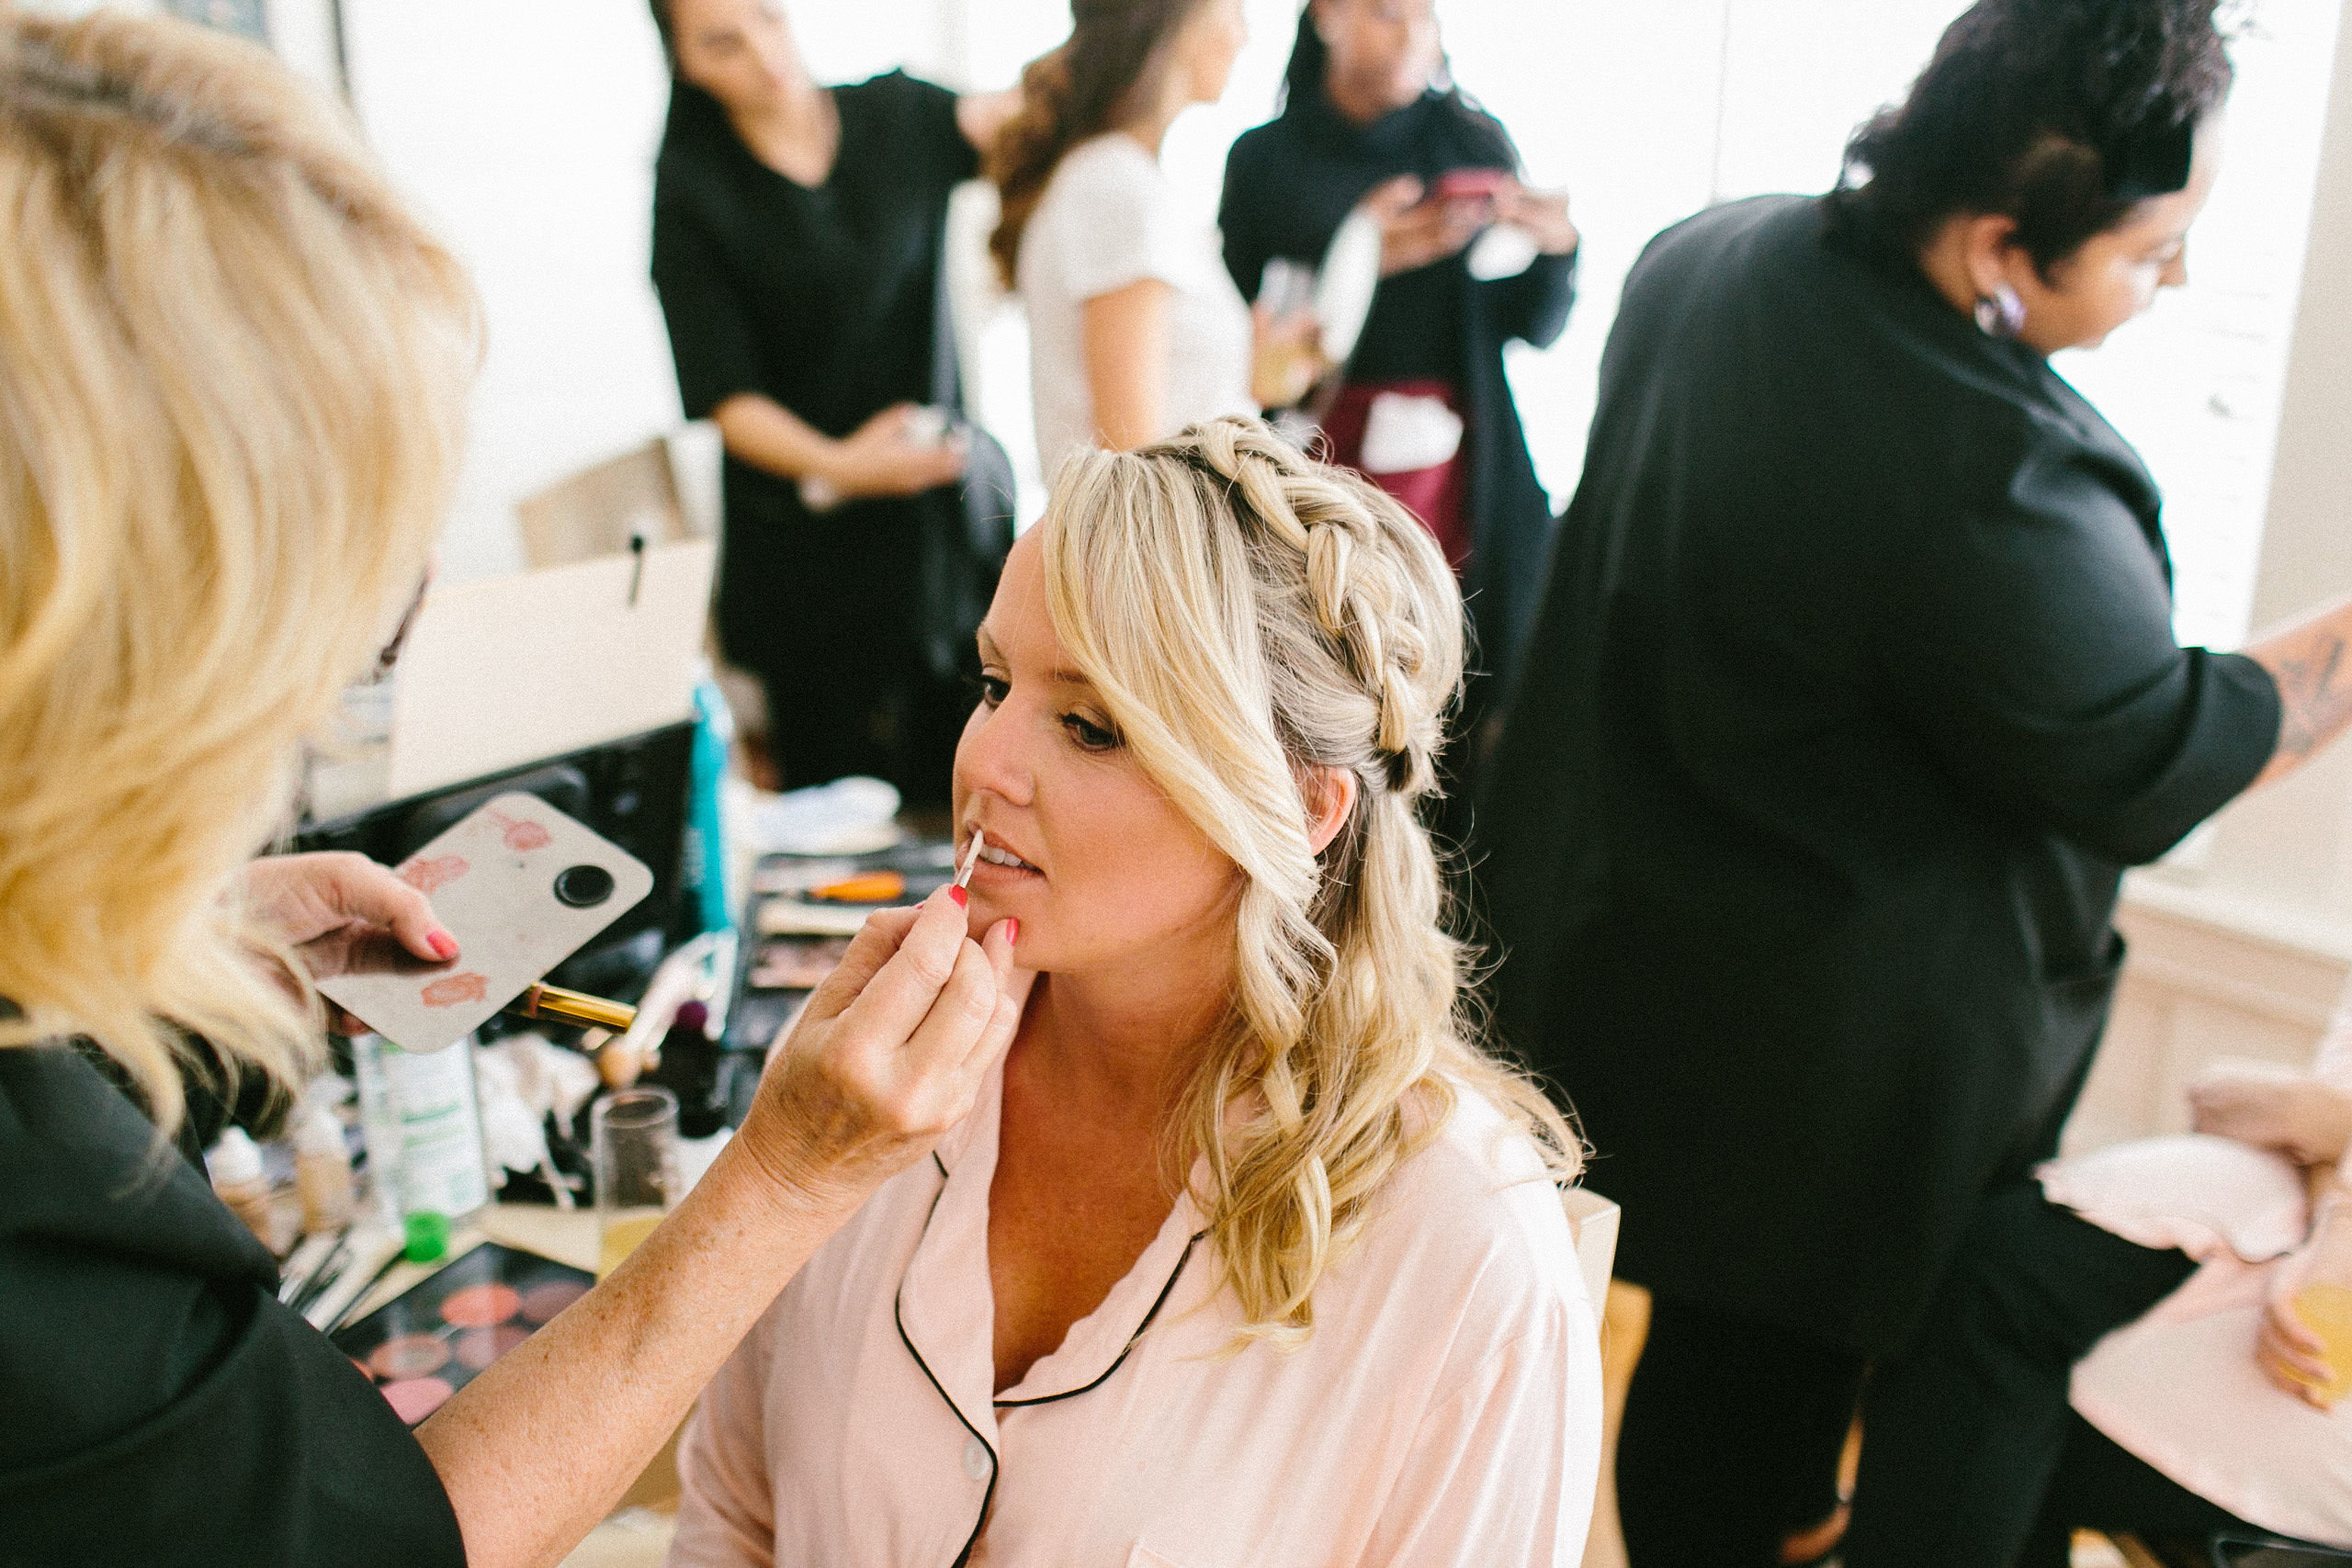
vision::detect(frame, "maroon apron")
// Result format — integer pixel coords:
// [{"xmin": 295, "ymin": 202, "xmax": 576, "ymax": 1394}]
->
[{"xmin": 1319, "ymin": 378, "xmax": 1472, "ymax": 574}]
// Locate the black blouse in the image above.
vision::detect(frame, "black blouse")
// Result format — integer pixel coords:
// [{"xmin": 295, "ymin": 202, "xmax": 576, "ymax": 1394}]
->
[
  {"xmin": 1477, "ymin": 195, "xmax": 2282, "ymax": 1358},
  {"xmin": 650, "ymin": 71, "xmax": 976, "ymax": 438},
  {"xmin": 0, "ymin": 1045, "xmax": 464, "ymax": 1566}
]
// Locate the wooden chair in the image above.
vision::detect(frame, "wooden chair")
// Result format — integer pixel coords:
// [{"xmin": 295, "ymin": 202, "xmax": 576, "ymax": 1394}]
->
[{"xmin": 1559, "ymin": 1189, "xmax": 1634, "ymax": 1568}]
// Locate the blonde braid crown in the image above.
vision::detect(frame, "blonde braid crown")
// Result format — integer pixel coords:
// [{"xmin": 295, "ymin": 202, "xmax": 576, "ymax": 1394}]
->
[{"xmin": 1038, "ymin": 418, "xmax": 1581, "ymax": 1348}]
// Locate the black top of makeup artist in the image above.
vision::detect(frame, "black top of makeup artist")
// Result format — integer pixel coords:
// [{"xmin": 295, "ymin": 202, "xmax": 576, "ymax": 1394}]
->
[
  {"xmin": 1476, "ymin": 193, "xmax": 2282, "ymax": 1359},
  {"xmin": 0, "ymin": 1043, "xmax": 464, "ymax": 1567}
]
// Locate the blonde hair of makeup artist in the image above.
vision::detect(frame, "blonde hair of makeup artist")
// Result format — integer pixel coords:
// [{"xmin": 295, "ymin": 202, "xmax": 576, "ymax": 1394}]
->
[
  {"xmin": 1043, "ymin": 417, "xmax": 1581, "ymax": 1345},
  {"xmin": 0, "ymin": 10, "xmax": 477, "ymax": 1133}
]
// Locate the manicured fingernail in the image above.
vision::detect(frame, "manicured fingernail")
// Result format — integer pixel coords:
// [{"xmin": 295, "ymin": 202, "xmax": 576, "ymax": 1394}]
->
[
  {"xmin": 428, "ymin": 930, "xmax": 458, "ymax": 960},
  {"xmin": 1004, "ymin": 918, "xmax": 1019, "ymax": 944},
  {"xmin": 948, "ymin": 886, "xmax": 968, "ymax": 909}
]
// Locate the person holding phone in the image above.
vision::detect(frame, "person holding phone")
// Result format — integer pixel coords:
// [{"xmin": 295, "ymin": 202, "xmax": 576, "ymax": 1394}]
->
[{"xmin": 1218, "ymin": 0, "xmax": 1579, "ymax": 726}]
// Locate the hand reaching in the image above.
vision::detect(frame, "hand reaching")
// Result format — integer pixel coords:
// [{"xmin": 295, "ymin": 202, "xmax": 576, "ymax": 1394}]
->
[{"xmin": 2190, "ymin": 1061, "xmax": 2352, "ymax": 1166}]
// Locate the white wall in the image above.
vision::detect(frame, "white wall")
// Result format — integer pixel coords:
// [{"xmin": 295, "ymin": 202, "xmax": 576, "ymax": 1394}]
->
[
  {"xmin": 338, "ymin": 1, "xmax": 683, "ymax": 581},
  {"xmin": 1496, "ymin": 0, "xmax": 2343, "ymax": 653}
]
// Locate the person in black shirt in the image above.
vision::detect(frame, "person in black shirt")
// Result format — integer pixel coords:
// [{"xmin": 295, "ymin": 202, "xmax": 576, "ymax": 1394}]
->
[
  {"xmin": 0, "ymin": 16, "xmax": 1026, "ymax": 1567},
  {"xmin": 648, "ymin": 0, "xmax": 1013, "ymax": 800},
  {"xmin": 1219, "ymin": 0, "xmax": 1578, "ymax": 738},
  {"xmin": 1476, "ymin": 1, "xmax": 2352, "ymax": 1562}
]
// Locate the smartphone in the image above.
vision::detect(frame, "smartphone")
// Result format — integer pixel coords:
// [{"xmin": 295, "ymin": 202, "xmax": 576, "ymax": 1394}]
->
[{"xmin": 1433, "ymin": 166, "xmax": 1511, "ymax": 201}]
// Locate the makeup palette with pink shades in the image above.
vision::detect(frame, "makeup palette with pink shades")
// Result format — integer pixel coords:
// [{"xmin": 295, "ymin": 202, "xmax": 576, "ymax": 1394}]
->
[{"xmin": 332, "ymin": 1241, "xmax": 594, "ymax": 1426}]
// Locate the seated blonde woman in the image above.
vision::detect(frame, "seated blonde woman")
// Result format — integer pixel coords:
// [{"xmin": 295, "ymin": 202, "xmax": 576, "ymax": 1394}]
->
[{"xmin": 670, "ymin": 419, "xmax": 1605, "ymax": 1567}]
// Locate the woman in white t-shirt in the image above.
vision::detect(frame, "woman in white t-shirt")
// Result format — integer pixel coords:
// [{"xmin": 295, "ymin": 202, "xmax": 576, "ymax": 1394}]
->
[{"xmin": 987, "ymin": 0, "xmax": 1306, "ymax": 474}]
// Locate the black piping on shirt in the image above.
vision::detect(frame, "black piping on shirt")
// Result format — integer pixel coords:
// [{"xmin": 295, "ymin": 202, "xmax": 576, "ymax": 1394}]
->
[
  {"xmin": 992, "ymin": 1231, "xmax": 1201, "ymax": 1410},
  {"xmin": 895, "ymin": 1156, "xmax": 997, "ymax": 1568},
  {"xmin": 892, "ymin": 1154, "xmax": 1207, "ymax": 1561}
]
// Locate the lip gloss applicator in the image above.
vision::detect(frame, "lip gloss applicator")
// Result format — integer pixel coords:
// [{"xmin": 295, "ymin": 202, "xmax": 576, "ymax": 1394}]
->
[{"xmin": 953, "ymin": 829, "xmax": 985, "ymax": 900}]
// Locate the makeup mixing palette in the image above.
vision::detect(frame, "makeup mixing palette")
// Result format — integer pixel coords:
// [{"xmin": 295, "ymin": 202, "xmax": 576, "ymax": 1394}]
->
[{"xmin": 332, "ymin": 1241, "xmax": 593, "ymax": 1426}]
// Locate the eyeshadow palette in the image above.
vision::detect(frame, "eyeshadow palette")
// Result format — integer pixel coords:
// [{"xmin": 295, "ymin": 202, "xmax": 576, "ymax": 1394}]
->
[{"xmin": 332, "ymin": 1241, "xmax": 593, "ymax": 1426}]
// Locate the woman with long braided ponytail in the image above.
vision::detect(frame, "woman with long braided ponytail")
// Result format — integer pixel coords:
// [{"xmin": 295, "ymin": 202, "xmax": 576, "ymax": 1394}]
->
[{"xmin": 670, "ymin": 417, "xmax": 1601, "ymax": 1567}]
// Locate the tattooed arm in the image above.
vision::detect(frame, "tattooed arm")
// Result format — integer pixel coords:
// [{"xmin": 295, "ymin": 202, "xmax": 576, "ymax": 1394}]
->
[{"xmin": 2247, "ymin": 592, "xmax": 2352, "ymax": 788}]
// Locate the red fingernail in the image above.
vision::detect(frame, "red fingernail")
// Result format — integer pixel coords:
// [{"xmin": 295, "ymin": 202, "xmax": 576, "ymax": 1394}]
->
[
  {"xmin": 948, "ymin": 886, "xmax": 968, "ymax": 909},
  {"xmin": 1004, "ymin": 918, "xmax": 1019, "ymax": 944},
  {"xmin": 428, "ymin": 930, "xmax": 458, "ymax": 961}
]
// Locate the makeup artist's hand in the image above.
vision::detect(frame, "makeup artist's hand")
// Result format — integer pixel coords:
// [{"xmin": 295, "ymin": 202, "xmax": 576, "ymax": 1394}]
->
[
  {"xmin": 242, "ymin": 852, "xmax": 458, "ymax": 1032},
  {"xmin": 735, "ymin": 886, "xmax": 1029, "ymax": 1207},
  {"xmin": 819, "ymin": 403, "xmax": 969, "ymax": 502}
]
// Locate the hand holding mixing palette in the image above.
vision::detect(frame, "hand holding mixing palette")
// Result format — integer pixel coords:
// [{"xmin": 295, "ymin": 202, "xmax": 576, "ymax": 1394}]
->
[{"xmin": 316, "ymin": 793, "xmax": 653, "ymax": 1053}]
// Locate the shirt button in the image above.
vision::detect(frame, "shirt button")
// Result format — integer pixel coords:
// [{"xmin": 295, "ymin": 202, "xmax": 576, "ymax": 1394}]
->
[{"xmin": 963, "ymin": 1435, "xmax": 991, "ymax": 1482}]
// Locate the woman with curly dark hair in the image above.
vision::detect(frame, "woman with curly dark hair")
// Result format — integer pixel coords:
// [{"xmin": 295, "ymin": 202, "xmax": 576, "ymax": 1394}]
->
[{"xmin": 1477, "ymin": 1, "xmax": 2352, "ymax": 1562}]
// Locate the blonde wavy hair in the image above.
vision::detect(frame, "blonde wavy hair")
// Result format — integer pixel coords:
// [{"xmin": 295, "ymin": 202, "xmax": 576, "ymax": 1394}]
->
[
  {"xmin": 1040, "ymin": 418, "xmax": 1582, "ymax": 1346},
  {"xmin": 0, "ymin": 11, "xmax": 478, "ymax": 1133}
]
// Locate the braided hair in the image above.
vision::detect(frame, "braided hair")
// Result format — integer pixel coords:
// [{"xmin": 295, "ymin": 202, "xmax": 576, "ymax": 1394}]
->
[{"xmin": 1037, "ymin": 418, "xmax": 1582, "ymax": 1345}]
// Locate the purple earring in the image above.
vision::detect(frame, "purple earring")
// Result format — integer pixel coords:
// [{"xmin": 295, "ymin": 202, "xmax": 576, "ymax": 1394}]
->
[{"xmin": 1973, "ymin": 282, "xmax": 2026, "ymax": 340}]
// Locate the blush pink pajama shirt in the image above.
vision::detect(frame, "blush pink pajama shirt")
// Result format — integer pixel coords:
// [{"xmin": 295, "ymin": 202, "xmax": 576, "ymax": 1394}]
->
[{"xmin": 667, "ymin": 1062, "xmax": 1603, "ymax": 1567}]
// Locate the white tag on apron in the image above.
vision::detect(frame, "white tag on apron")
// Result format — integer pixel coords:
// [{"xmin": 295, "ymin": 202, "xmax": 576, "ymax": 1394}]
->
[{"xmin": 1361, "ymin": 392, "xmax": 1464, "ymax": 475}]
